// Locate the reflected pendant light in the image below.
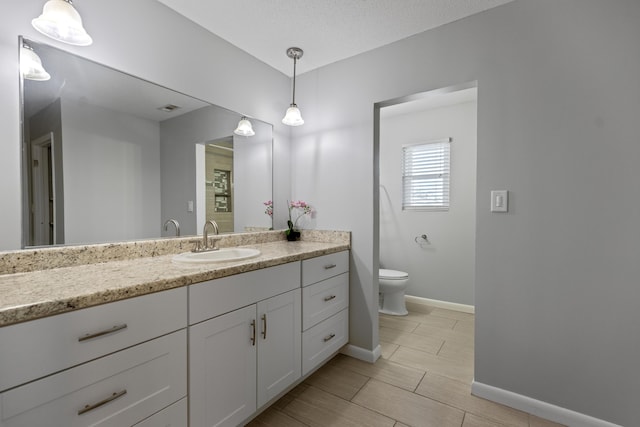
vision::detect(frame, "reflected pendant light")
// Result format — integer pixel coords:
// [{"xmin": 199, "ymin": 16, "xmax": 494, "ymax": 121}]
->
[
  {"xmin": 234, "ymin": 116, "xmax": 255, "ymax": 136},
  {"xmin": 32, "ymin": 0, "xmax": 93, "ymax": 46},
  {"xmin": 282, "ymin": 47, "xmax": 304, "ymax": 126},
  {"xmin": 20, "ymin": 43, "xmax": 51, "ymax": 81}
]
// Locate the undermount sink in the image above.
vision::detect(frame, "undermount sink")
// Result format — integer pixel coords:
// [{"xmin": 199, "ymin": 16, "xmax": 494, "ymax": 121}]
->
[{"xmin": 172, "ymin": 247, "xmax": 261, "ymax": 264}]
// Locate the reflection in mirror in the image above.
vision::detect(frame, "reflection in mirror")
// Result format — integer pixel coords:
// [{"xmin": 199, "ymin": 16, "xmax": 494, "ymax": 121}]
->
[{"xmin": 19, "ymin": 37, "xmax": 273, "ymax": 249}]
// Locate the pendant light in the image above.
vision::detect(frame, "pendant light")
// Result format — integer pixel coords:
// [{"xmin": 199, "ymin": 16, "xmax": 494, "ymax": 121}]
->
[
  {"xmin": 282, "ymin": 47, "xmax": 304, "ymax": 126},
  {"xmin": 32, "ymin": 0, "xmax": 93, "ymax": 46},
  {"xmin": 234, "ymin": 116, "xmax": 255, "ymax": 137},
  {"xmin": 20, "ymin": 42, "xmax": 51, "ymax": 81}
]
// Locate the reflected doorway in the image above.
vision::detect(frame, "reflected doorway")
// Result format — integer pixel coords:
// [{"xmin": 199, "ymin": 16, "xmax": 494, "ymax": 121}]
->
[{"xmin": 205, "ymin": 137, "xmax": 234, "ymax": 233}]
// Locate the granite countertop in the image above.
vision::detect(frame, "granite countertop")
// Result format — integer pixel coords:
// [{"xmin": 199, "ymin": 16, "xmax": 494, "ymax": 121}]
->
[{"xmin": 0, "ymin": 239, "xmax": 349, "ymax": 327}]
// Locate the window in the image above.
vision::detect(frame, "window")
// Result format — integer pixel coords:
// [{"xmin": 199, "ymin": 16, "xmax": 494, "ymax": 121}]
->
[{"xmin": 402, "ymin": 138, "xmax": 451, "ymax": 210}]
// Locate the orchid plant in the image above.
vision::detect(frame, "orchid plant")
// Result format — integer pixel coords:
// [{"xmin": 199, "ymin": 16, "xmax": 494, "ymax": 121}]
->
[
  {"xmin": 263, "ymin": 200, "xmax": 273, "ymax": 217},
  {"xmin": 287, "ymin": 200, "xmax": 312, "ymax": 235}
]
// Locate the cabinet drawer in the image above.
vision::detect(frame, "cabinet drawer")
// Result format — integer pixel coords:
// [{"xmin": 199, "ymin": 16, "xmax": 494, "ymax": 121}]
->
[
  {"xmin": 133, "ymin": 397, "xmax": 187, "ymax": 427},
  {"xmin": 302, "ymin": 273, "xmax": 349, "ymax": 331},
  {"xmin": 0, "ymin": 287, "xmax": 187, "ymax": 392},
  {"xmin": 301, "ymin": 251, "xmax": 349, "ymax": 287},
  {"xmin": 189, "ymin": 262, "xmax": 300, "ymax": 325},
  {"xmin": 0, "ymin": 329, "xmax": 187, "ymax": 427},
  {"xmin": 302, "ymin": 309, "xmax": 349, "ymax": 376}
]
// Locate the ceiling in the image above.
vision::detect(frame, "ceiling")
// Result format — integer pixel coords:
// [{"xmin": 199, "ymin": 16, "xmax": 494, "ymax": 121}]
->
[{"xmin": 156, "ymin": 0, "xmax": 514, "ymax": 76}]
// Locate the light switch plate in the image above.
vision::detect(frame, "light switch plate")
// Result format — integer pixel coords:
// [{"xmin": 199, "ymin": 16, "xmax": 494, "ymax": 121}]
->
[{"xmin": 491, "ymin": 190, "xmax": 509, "ymax": 212}]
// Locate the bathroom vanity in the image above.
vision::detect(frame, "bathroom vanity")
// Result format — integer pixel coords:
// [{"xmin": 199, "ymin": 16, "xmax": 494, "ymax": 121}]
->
[{"xmin": 0, "ymin": 231, "xmax": 350, "ymax": 427}]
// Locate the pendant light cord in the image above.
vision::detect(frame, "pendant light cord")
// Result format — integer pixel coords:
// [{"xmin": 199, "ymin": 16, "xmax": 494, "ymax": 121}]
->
[{"xmin": 292, "ymin": 55, "xmax": 297, "ymax": 105}]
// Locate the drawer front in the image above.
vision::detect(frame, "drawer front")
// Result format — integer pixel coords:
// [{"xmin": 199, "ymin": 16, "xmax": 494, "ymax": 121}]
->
[
  {"xmin": 302, "ymin": 309, "xmax": 349, "ymax": 376},
  {"xmin": 0, "ymin": 329, "xmax": 187, "ymax": 427},
  {"xmin": 133, "ymin": 397, "xmax": 187, "ymax": 427},
  {"xmin": 301, "ymin": 251, "xmax": 349, "ymax": 287},
  {"xmin": 189, "ymin": 261, "xmax": 300, "ymax": 325},
  {"xmin": 0, "ymin": 287, "xmax": 187, "ymax": 392},
  {"xmin": 302, "ymin": 273, "xmax": 349, "ymax": 331}
]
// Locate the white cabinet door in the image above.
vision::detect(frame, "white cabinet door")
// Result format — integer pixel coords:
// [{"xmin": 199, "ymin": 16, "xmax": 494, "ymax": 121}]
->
[
  {"xmin": 189, "ymin": 306, "xmax": 257, "ymax": 427},
  {"xmin": 256, "ymin": 289, "xmax": 301, "ymax": 408}
]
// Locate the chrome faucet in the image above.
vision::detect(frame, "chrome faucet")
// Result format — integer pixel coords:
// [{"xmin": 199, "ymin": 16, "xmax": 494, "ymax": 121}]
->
[
  {"xmin": 202, "ymin": 220, "xmax": 220, "ymax": 250},
  {"xmin": 163, "ymin": 219, "xmax": 180, "ymax": 236}
]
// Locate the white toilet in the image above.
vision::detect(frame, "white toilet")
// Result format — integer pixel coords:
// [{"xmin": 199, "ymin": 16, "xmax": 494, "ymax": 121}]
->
[{"xmin": 379, "ymin": 269, "xmax": 409, "ymax": 316}]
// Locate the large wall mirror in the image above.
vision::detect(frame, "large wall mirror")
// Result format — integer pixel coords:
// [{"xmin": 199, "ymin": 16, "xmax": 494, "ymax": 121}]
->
[{"xmin": 20, "ymin": 37, "xmax": 273, "ymax": 249}]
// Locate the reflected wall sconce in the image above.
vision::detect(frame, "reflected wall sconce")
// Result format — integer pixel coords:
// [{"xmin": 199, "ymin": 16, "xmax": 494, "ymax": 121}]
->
[
  {"xmin": 20, "ymin": 42, "xmax": 50, "ymax": 81},
  {"xmin": 234, "ymin": 116, "xmax": 255, "ymax": 137},
  {"xmin": 32, "ymin": 0, "xmax": 93, "ymax": 46},
  {"xmin": 282, "ymin": 47, "xmax": 304, "ymax": 126}
]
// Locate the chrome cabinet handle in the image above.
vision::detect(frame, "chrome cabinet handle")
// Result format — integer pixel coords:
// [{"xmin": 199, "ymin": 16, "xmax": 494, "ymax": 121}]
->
[
  {"xmin": 261, "ymin": 314, "xmax": 267, "ymax": 339},
  {"xmin": 78, "ymin": 389, "xmax": 127, "ymax": 415},
  {"xmin": 323, "ymin": 333, "xmax": 336, "ymax": 342},
  {"xmin": 323, "ymin": 295, "xmax": 336, "ymax": 302},
  {"xmin": 78, "ymin": 324, "xmax": 127, "ymax": 342},
  {"xmin": 250, "ymin": 320, "xmax": 256, "ymax": 346},
  {"xmin": 323, "ymin": 264, "xmax": 337, "ymax": 270}
]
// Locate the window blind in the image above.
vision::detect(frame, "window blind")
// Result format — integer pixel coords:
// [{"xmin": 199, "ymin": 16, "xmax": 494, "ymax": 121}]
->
[{"xmin": 402, "ymin": 138, "xmax": 451, "ymax": 210}]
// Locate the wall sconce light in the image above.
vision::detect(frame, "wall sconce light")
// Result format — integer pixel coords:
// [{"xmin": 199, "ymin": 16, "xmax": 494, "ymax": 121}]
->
[
  {"xmin": 20, "ymin": 42, "xmax": 51, "ymax": 81},
  {"xmin": 32, "ymin": 0, "xmax": 93, "ymax": 46},
  {"xmin": 282, "ymin": 47, "xmax": 304, "ymax": 126},
  {"xmin": 234, "ymin": 116, "xmax": 255, "ymax": 137}
]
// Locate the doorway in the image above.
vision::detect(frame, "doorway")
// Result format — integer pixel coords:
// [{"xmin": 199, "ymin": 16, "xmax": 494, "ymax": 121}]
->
[
  {"xmin": 374, "ymin": 81, "xmax": 477, "ymax": 367},
  {"xmin": 29, "ymin": 133, "xmax": 56, "ymax": 246}
]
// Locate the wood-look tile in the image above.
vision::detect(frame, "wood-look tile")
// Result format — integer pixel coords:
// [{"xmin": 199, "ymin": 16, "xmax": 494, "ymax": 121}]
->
[
  {"xmin": 416, "ymin": 373, "xmax": 528, "ymax": 426},
  {"xmin": 304, "ymin": 363, "xmax": 369, "ymax": 400},
  {"xmin": 283, "ymin": 385, "xmax": 395, "ymax": 427},
  {"xmin": 378, "ymin": 315, "xmax": 420, "ymax": 332},
  {"xmin": 453, "ymin": 319, "xmax": 475, "ymax": 335},
  {"xmin": 529, "ymin": 415, "xmax": 567, "ymax": 427},
  {"xmin": 271, "ymin": 383, "xmax": 309, "ymax": 411},
  {"xmin": 405, "ymin": 301, "xmax": 436, "ymax": 314},
  {"xmin": 390, "ymin": 346, "xmax": 474, "ymax": 383},
  {"xmin": 412, "ymin": 322, "xmax": 474, "ymax": 346},
  {"xmin": 437, "ymin": 339, "xmax": 474, "ymax": 364},
  {"xmin": 352, "ymin": 379, "xmax": 465, "ymax": 427},
  {"xmin": 404, "ymin": 312, "xmax": 458, "ymax": 330},
  {"xmin": 246, "ymin": 407, "xmax": 309, "ymax": 427},
  {"xmin": 430, "ymin": 307, "xmax": 475, "ymax": 321},
  {"xmin": 462, "ymin": 413, "xmax": 511, "ymax": 427},
  {"xmin": 393, "ymin": 423, "xmax": 411, "ymax": 427},
  {"xmin": 379, "ymin": 326, "xmax": 445, "ymax": 355},
  {"xmin": 379, "ymin": 340, "xmax": 400, "ymax": 359},
  {"xmin": 329, "ymin": 354, "xmax": 425, "ymax": 391}
]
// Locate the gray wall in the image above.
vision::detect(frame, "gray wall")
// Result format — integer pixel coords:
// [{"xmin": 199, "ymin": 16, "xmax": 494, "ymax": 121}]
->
[
  {"xmin": 0, "ymin": 0, "xmax": 291, "ymax": 250},
  {"xmin": 61, "ymin": 99, "xmax": 161, "ymax": 244},
  {"xmin": 293, "ymin": 1, "xmax": 640, "ymax": 425}
]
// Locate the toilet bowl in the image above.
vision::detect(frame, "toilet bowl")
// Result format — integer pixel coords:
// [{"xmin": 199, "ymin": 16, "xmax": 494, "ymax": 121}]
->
[{"xmin": 379, "ymin": 269, "xmax": 409, "ymax": 316}]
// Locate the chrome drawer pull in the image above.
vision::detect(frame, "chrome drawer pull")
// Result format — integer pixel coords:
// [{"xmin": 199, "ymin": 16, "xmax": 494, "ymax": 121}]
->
[
  {"xmin": 323, "ymin": 264, "xmax": 337, "ymax": 270},
  {"xmin": 324, "ymin": 295, "xmax": 336, "ymax": 302},
  {"xmin": 78, "ymin": 324, "xmax": 128, "ymax": 342},
  {"xmin": 323, "ymin": 333, "xmax": 336, "ymax": 342},
  {"xmin": 78, "ymin": 389, "xmax": 127, "ymax": 415},
  {"xmin": 251, "ymin": 320, "xmax": 256, "ymax": 346}
]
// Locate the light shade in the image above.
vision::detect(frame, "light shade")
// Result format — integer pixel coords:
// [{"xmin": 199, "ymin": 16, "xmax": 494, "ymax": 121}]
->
[
  {"xmin": 282, "ymin": 104, "xmax": 304, "ymax": 126},
  {"xmin": 234, "ymin": 117, "xmax": 255, "ymax": 136},
  {"xmin": 20, "ymin": 44, "xmax": 51, "ymax": 81},
  {"xmin": 32, "ymin": 0, "xmax": 93, "ymax": 46}
]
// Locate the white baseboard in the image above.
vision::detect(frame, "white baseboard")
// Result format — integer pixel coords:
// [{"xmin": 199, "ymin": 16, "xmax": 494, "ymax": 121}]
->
[
  {"xmin": 405, "ymin": 295, "xmax": 475, "ymax": 314},
  {"xmin": 471, "ymin": 381, "xmax": 623, "ymax": 427},
  {"xmin": 340, "ymin": 344, "xmax": 381, "ymax": 363}
]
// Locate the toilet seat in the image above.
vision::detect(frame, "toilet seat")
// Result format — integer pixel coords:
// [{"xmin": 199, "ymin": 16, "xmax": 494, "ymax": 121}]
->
[{"xmin": 379, "ymin": 269, "xmax": 409, "ymax": 280}]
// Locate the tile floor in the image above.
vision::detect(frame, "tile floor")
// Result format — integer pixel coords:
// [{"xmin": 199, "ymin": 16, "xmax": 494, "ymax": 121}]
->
[{"xmin": 247, "ymin": 302, "xmax": 565, "ymax": 427}]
